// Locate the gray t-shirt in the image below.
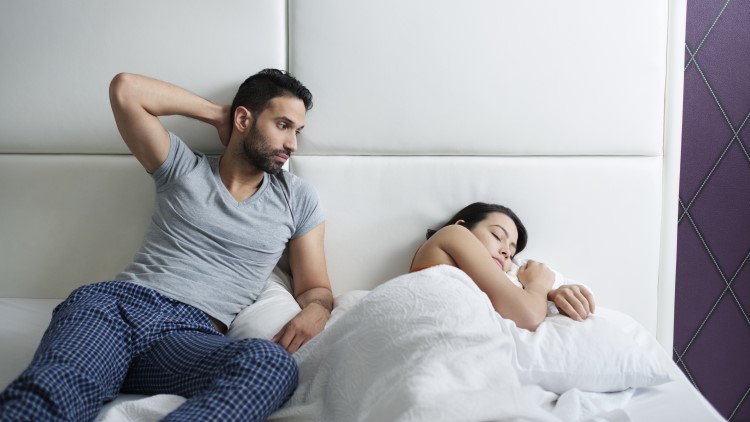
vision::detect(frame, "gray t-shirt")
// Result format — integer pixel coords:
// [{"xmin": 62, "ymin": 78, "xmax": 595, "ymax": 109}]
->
[{"xmin": 117, "ymin": 133, "xmax": 324, "ymax": 326}]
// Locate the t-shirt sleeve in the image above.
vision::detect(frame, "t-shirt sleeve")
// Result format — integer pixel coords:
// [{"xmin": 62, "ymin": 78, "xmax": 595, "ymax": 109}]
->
[
  {"xmin": 151, "ymin": 132, "xmax": 201, "ymax": 191},
  {"xmin": 291, "ymin": 177, "xmax": 325, "ymax": 239}
]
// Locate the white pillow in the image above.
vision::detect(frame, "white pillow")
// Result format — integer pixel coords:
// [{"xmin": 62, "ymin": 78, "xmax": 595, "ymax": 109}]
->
[
  {"xmin": 509, "ymin": 307, "xmax": 674, "ymax": 393},
  {"xmin": 227, "ymin": 267, "xmax": 301, "ymax": 341},
  {"xmin": 228, "ymin": 268, "xmax": 372, "ymax": 341}
]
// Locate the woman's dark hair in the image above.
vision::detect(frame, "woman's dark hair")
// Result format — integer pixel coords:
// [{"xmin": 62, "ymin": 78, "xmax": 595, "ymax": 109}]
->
[
  {"xmin": 230, "ymin": 68, "xmax": 313, "ymax": 122},
  {"xmin": 426, "ymin": 202, "xmax": 528, "ymax": 255}
]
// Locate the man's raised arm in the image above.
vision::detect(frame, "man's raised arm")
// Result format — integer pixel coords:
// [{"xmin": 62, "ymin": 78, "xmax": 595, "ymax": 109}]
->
[{"xmin": 109, "ymin": 73, "xmax": 229, "ymax": 173}]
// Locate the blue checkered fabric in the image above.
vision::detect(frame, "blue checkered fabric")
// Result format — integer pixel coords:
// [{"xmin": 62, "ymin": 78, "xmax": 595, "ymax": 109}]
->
[{"xmin": 0, "ymin": 281, "xmax": 298, "ymax": 421}]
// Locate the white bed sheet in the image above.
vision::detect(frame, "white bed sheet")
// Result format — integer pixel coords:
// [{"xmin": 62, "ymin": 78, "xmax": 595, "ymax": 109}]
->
[
  {"xmin": 267, "ymin": 266, "xmax": 724, "ymax": 422},
  {"xmin": 0, "ymin": 298, "xmax": 62, "ymax": 390},
  {"xmin": 0, "ymin": 288, "xmax": 724, "ymax": 421}
]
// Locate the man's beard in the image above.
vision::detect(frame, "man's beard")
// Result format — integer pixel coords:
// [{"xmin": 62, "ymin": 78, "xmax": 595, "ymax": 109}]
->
[{"xmin": 240, "ymin": 122, "xmax": 289, "ymax": 175}]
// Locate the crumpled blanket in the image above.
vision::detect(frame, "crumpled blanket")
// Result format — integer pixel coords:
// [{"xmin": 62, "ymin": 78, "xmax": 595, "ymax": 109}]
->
[
  {"xmin": 268, "ymin": 265, "xmax": 635, "ymax": 422},
  {"xmin": 98, "ymin": 265, "xmax": 648, "ymax": 422}
]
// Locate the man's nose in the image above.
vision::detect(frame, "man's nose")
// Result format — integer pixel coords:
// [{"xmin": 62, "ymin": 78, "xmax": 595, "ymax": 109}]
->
[{"xmin": 285, "ymin": 133, "xmax": 297, "ymax": 153}]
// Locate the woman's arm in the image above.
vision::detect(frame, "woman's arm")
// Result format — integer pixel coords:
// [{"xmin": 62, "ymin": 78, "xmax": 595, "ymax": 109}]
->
[
  {"xmin": 548, "ymin": 284, "xmax": 596, "ymax": 321},
  {"xmin": 414, "ymin": 225, "xmax": 554, "ymax": 330}
]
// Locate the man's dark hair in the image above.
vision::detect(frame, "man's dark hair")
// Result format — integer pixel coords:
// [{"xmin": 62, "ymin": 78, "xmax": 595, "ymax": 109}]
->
[{"xmin": 230, "ymin": 69, "xmax": 313, "ymax": 121}]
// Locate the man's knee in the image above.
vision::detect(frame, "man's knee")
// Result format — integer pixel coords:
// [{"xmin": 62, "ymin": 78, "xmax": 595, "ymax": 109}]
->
[
  {"xmin": 229, "ymin": 339, "xmax": 299, "ymax": 391},
  {"xmin": 234, "ymin": 339, "xmax": 297, "ymax": 372},
  {"xmin": 53, "ymin": 282, "xmax": 118, "ymax": 317}
]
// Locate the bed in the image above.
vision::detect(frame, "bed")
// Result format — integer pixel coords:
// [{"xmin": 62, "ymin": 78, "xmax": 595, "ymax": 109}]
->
[
  {"xmin": 0, "ymin": 268, "xmax": 725, "ymax": 421},
  {"xmin": 0, "ymin": 0, "xmax": 726, "ymax": 420}
]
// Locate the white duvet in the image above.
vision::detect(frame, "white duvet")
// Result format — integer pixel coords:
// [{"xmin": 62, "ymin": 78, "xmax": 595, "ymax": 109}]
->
[{"xmin": 98, "ymin": 265, "xmax": 673, "ymax": 422}]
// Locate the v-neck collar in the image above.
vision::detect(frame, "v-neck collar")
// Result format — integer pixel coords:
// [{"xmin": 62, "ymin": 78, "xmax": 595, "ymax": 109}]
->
[{"xmin": 210, "ymin": 156, "xmax": 269, "ymax": 207}]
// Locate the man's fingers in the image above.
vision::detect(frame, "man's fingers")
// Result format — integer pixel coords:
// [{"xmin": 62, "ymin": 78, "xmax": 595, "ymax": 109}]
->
[
  {"xmin": 288, "ymin": 337, "xmax": 307, "ymax": 354},
  {"xmin": 272, "ymin": 324, "xmax": 313, "ymax": 354},
  {"xmin": 273, "ymin": 325, "xmax": 294, "ymax": 349}
]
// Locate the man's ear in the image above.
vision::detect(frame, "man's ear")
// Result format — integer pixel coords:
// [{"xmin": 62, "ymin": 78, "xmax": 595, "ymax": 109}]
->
[
  {"xmin": 454, "ymin": 219, "xmax": 465, "ymax": 226},
  {"xmin": 234, "ymin": 106, "xmax": 253, "ymax": 133}
]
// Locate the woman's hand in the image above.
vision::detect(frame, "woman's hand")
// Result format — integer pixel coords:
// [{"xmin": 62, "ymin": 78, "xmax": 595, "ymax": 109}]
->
[
  {"xmin": 548, "ymin": 284, "xmax": 596, "ymax": 321},
  {"xmin": 517, "ymin": 260, "xmax": 555, "ymax": 294}
]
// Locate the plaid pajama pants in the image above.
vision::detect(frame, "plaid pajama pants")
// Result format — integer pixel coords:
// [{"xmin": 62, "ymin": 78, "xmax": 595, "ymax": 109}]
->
[{"xmin": 0, "ymin": 281, "xmax": 298, "ymax": 421}]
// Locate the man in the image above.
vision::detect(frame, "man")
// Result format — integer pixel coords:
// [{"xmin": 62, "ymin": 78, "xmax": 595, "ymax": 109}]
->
[{"xmin": 0, "ymin": 69, "xmax": 332, "ymax": 421}]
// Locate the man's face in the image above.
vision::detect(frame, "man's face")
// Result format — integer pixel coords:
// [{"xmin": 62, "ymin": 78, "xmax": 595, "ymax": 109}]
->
[{"xmin": 240, "ymin": 96, "xmax": 306, "ymax": 175}]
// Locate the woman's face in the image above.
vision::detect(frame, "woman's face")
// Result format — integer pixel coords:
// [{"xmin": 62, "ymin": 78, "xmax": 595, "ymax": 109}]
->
[{"xmin": 467, "ymin": 212, "xmax": 518, "ymax": 272}]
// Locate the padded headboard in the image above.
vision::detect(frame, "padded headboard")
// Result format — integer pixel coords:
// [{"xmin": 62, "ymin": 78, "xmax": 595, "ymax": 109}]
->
[
  {"xmin": 0, "ymin": 0, "xmax": 686, "ymax": 350},
  {"xmin": 0, "ymin": 0, "xmax": 283, "ymax": 294}
]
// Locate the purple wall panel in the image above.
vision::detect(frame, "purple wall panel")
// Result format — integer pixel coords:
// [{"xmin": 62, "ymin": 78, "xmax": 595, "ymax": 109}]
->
[{"xmin": 676, "ymin": 0, "xmax": 750, "ymax": 420}]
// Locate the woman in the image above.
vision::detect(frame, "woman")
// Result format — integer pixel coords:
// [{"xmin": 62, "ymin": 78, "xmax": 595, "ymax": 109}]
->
[{"xmin": 410, "ymin": 202, "xmax": 595, "ymax": 331}]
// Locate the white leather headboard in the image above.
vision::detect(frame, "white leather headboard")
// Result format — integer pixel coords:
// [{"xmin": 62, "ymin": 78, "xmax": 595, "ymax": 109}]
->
[
  {"xmin": 0, "ymin": 0, "xmax": 686, "ymax": 350},
  {"xmin": 290, "ymin": 0, "xmax": 686, "ymax": 350},
  {"xmin": 0, "ymin": 0, "xmax": 283, "ymax": 295}
]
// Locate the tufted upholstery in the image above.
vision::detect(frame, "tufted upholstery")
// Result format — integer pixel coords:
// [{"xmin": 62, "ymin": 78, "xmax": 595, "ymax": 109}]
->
[{"xmin": 0, "ymin": 0, "xmax": 686, "ymax": 350}]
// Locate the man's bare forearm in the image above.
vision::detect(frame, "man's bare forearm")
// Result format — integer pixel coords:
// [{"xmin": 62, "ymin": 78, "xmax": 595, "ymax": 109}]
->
[
  {"xmin": 296, "ymin": 286, "xmax": 333, "ymax": 313},
  {"xmin": 110, "ymin": 72, "xmax": 225, "ymax": 124},
  {"xmin": 109, "ymin": 72, "xmax": 230, "ymax": 172}
]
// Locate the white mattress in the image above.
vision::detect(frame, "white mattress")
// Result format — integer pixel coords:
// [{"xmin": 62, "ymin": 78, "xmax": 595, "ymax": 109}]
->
[
  {"xmin": 0, "ymin": 297, "xmax": 724, "ymax": 421},
  {"xmin": 0, "ymin": 298, "xmax": 62, "ymax": 389}
]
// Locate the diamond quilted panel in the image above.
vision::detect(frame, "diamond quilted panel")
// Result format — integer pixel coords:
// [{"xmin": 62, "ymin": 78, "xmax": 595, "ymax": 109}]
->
[
  {"xmin": 674, "ymin": 221, "xmax": 728, "ymax": 352},
  {"xmin": 688, "ymin": 145, "xmax": 750, "ymax": 275},
  {"xmin": 685, "ymin": 0, "xmax": 731, "ymax": 48},
  {"xmin": 733, "ymin": 259, "xmax": 750, "ymax": 323},
  {"xmin": 679, "ymin": 67, "xmax": 735, "ymax": 200},
  {"xmin": 679, "ymin": 296, "xmax": 750, "ymax": 420},
  {"xmin": 689, "ymin": 0, "xmax": 750, "ymax": 124},
  {"xmin": 678, "ymin": 0, "xmax": 750, "ymax": 419},
  {"xmin": 737, "ymin": 401, "xmax": 750, "ymax": 422}
]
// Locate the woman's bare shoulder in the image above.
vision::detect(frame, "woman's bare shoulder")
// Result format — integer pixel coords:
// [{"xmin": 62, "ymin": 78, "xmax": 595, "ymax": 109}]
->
[
  {"xmin": 410, "ymin": 226, "xmax": 470, "ymax": 271},
  {"xmin": 411, "ymin": 225, "xmax": 486, "ymax": 269},
  {"xmin": 430, "ymin": 224, "xmax": 472, "ymax": 240},
  {"xmin": 428, "ymin": 224, "xmax": 480, "ymax": 249}
]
